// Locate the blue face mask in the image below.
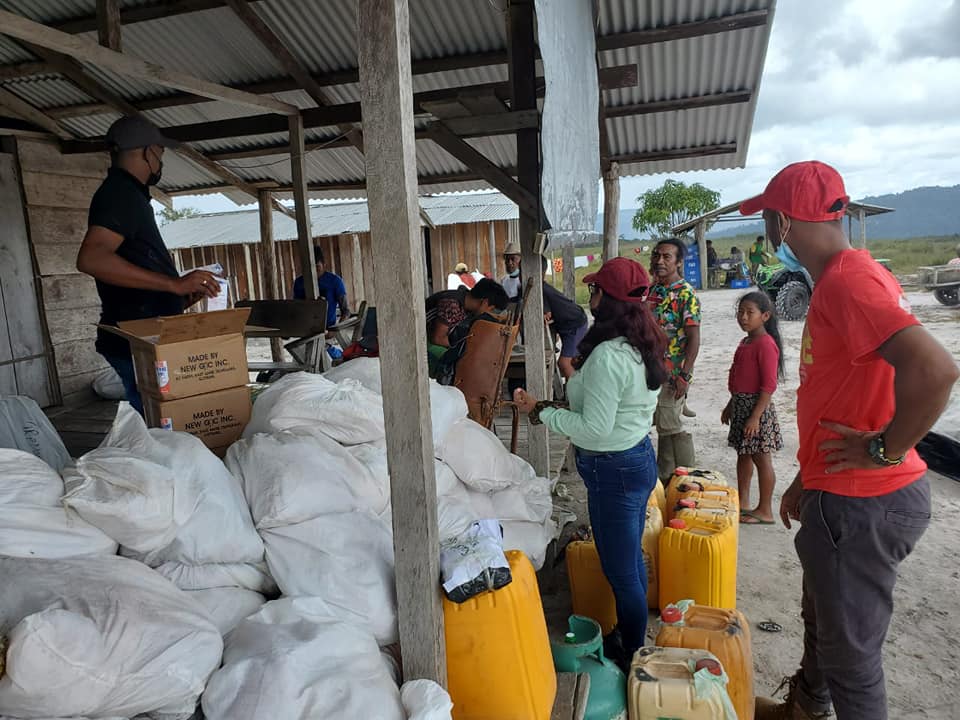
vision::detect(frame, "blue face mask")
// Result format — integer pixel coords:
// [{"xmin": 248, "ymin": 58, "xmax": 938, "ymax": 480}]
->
[{"xmin": 775, "ymin": 239, "xmax": 804, "ymax": 272}]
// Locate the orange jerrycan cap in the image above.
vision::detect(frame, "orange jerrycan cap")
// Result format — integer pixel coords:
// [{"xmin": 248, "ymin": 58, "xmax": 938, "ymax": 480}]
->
[
  {"xmin": 678, "ymin": 498, "xmax": 697, "ymax": 509},
  {"xmin": 668, "ymin": 519, "xmax": 687, "ymax": 530},
  {"xmin": 695, "ymin": 658, "xmax": 723, "ymax": 676},
  {"xmin": 674, "ymin": 467, "xmax": 690, "ymax": 475}
]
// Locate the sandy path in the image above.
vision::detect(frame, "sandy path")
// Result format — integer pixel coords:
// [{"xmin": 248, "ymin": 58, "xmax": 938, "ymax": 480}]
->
[{"xmin": 546, "ymin": 287, "xmax": 960, "ymax": 719}]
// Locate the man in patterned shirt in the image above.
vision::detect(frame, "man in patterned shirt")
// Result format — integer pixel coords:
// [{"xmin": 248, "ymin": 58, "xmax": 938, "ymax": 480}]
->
[{"xmin": 649, "ymin": 239, "xmax": 701, "ymax": 481}]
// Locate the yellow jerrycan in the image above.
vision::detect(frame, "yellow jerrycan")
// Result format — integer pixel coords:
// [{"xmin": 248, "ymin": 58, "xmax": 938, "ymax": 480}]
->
[
  {"xmin": 444, "ymin": 550, "xmax": 557, "ymax": 719},
  {"xmin": 659, "ymin": 516, "xmax": 738, "ymax": 610},
  {"xmin": 628, "ymin": 646, "xmax": 737, "ymax": 719},
  {"xmin": 665, "ymin": 468, "xmax": 729, "ymax": 522}
]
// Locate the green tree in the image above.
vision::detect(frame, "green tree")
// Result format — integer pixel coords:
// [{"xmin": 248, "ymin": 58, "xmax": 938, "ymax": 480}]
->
[
  {"xmin": 631, "ymin": 179, "xmax": 721, "ymax": 237},
  {"xmin": 158, "ymin": 206, "xmax": 200, "ymax": 226}
]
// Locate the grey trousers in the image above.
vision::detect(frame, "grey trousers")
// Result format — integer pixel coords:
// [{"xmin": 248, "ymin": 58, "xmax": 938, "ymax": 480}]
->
[{"xmin": 794, "ymin": 477, "xmax": 931, "ymax": 720}]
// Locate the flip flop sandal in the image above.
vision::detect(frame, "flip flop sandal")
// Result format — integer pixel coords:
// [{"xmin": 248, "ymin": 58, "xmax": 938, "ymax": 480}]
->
[
  {"xmin": 758, "ymin": 621, "xmax": 782, "ymax": 633},
  {"xmin": 740, "ymin": 510, "xmax": 775, "ymax": 525}
]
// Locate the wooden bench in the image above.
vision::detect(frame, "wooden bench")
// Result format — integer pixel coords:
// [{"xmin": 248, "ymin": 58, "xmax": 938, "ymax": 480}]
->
[{"xmin": 551, "ymin": 672, "xmax": 590, "ymax": 720}]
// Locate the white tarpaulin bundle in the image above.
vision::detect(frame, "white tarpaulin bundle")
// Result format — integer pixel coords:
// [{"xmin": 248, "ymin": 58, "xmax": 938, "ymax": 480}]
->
[
  {"xmin": 0, "ymin": 449, "xmax": 117, "ymax": 559},
  {"xmin": 401, "ymin": 680, "xmax": 454, "ymax": 720},
  {"xmin": 186, "ymin": 588, "xmax": 266, "ymax": 636},
  {"xmin": 0, "ymin": 555, "xmax": 222, "ymax": 719},
  {"xmin": 0, "ymin": 396, "xmax": 71, "ymax": 472},
  {"xmin": 62, "ymin": 406, "xmax": 272, "ymax": 593},
  {"xmin": 202, "ymin": 599, "xmax": 405, "ymax": 720}
]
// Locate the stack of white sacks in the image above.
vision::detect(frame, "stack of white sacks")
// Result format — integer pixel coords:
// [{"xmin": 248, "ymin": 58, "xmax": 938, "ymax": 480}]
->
[{"xmin": 0, "ymin": 357, "xmax": 552, "ymax": 719}]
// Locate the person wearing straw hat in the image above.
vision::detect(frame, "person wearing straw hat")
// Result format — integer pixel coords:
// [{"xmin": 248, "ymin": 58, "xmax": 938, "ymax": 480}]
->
[
  {"xmin": 77, "ymin": 115, "xmax": 221, "ymax": 413},
  {"xmin": 499, "ymin": 241, "xmax": 523, "ymax": 300}
]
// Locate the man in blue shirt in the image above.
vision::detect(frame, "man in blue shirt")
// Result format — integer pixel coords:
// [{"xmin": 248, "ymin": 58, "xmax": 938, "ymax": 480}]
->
[{"xmin": 292, "ymin": 246, "xmax": 349, "ymax": 329}]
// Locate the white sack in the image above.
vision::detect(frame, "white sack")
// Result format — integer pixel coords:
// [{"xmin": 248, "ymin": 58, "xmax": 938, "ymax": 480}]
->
[
  {"xmin": 436, "ymin": 462, "xmax": 479, "ymax": 542},
  {"xmin": 202, "ymin": 601, "xmax": 403, "ymax": 720},
  {"xmin": 243, "ymin": 372, "xmax": 385, "ymax": 445},
  {"xmin": 226, "ymin": 427, "xmax": 389, "ymax": 528},
  {"xmin": 261, "ymin": 510, "xmax": 397, "ymax": 645},
  {"xmin": 62, "ymin": 449, "xmax": 189, "ymax": 553},
  {"xmin": 149, "ymin": 560, "xmax": 276, "ymax": 594},
  {"xmin": 437, "ymin": 418, "xmax": 539, "ymax": 492},
  {"xmin": 0, "ymin": 505, "xmax": 117, "ymax": 559},
  {"xmin": 501, "ymin": 517, "xmax": 557, "ymax": 571},
  {"xmin": 0, "ymin": 555, "xmax": 222, "ymax": 720},
  {"xmin": 91, "ymin": 366, "xmax": 127, "ymax": 400},
  {"xmin": 402, "ymin": 679, "xmax": 455, "ymax": 720},
  {"xmin": 0, "ymin": 396, "xmax": 71, "ymax": 472},
  {"xmin": 0, "ymin": 448, "xmax": 65, "ymax": 506},
  {"xmin": 187, "ymin": 588, "xmax": 265, "ymax": 635},
  {"xmin": 466, "ymin": 488, "xmax": 497, "ymax": 520},
  {"xmin": 489, "ymin": 475, "xmax": 554, "ymax": 524},
  {"xmin": 322, "ymin": 356, "xmax": 382, "ymax": 393}
]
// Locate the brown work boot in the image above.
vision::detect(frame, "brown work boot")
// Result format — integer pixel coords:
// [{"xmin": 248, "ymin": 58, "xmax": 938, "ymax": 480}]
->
[{"xmin": 755, "ymin": 674, "xmax": 833, "ymax": 720}]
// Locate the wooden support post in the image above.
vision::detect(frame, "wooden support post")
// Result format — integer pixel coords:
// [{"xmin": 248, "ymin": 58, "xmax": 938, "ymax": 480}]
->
[
  {"xmin": 258, "ymin": 189, "xmax": 283, "ymax": 361},
  {"xmin": 508, "ymin": 0, "xmax": 550, "ymax": 475},
  {"xmin": 288, "ymin": 114, "xmax": 318, "ymax": 301},
  {"xmin": 859, "ymin": 207, "xmax": 866, "ymax": 248},
  {"xmin": 358, "ymin": 0, "xmax": 445, "ymax": 684},
  {"xmin": 602, "ymin": 162, "xmax": 620, "ymax": 262},
  {"xmin": 96, "ymin": 0, "xmax": 122, "ymax": 51},
  {"xmin": 695, "ymin": 220, "xmax": 708, "ymax": 291},
  {"xmin": 562, "ymin": 243, "xmax": 576, "ymax": 300},
  {"xmin": 350, "ymin": 233, "xmax": 365, "ymax": 304},
  {"xmin": 488, "ymin": 221, "xmax": 498, "ymax": 277},
  {"xmin": 847, "ymin": 213, "xmax": 853, "ymax": 244}
]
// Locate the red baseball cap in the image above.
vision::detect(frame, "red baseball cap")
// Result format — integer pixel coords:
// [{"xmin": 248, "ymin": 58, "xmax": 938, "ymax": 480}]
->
[
  {"xmin": 740, "ymin": 161, "xmax": 850, "ymax": 222},
  {"xmin": 583, "ymin": 257, "xmax": 650, "ymax": 303}
]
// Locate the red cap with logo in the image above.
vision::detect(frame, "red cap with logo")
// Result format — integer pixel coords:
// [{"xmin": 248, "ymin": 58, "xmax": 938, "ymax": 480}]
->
[
  {"xmin": 582, "ymin": 257, "xmax": 650, "ymax": 303},
  {"xmin": 740, "ymin": 161, "xmax": 850, "ymax": 222}
]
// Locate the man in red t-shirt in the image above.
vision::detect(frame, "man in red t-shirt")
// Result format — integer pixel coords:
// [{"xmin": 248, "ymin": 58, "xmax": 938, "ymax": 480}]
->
[{"xmin": 740, "ymin": 162, "xmax": 959, "ymax": 720}]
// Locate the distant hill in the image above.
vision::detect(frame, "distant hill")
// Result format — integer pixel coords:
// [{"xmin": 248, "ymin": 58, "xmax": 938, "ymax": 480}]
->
[{"xmin": 600, "ymin": 185, "xmax": 960, "ymax": 242}]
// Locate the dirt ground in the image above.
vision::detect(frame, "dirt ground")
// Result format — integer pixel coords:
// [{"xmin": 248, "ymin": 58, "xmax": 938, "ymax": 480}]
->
[{"xmin": 543, "ymin": 287, "xmax": 960, "ymax": 720}]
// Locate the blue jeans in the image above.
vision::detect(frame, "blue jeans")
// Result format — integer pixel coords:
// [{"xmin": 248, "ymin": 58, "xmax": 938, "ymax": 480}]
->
[
  {"xmin": 102, "ymin": 354, "xmax": 143, "ymax": 415},
  {"xmin": 575, "ymin": 436, "xmax": 658, "ymax": 656}
]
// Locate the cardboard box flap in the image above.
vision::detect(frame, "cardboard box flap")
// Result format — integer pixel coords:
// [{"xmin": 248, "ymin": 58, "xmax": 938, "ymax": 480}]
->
[{"xmin": 112, "ymin": 308, "xmax": 251, "ymax": 344}]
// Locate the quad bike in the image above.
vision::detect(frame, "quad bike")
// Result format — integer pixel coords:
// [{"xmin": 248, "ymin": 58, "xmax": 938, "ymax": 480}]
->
[
  {"xmin": 918, "ymin": 264, "xmax": 960, "ymax": 306},
  {"xmin": 755, "ymin": 262, "xmax": 815, "ymax": 321}
]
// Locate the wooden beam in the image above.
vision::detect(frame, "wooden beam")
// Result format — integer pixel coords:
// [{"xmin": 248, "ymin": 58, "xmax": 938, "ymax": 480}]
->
[
  {"xmin": 439, "ymin": 109, "xmax": 538, "ymax": 136},
  {"xmin": 695, "ymin": 220, "xmax": 708, "ymax": 290},
  {"xmin": 289, "ymin": 114, "xmax": 318, "ymax": 300},
  {"xmin": 0, "ymin": 10, "xmax": 298, "ymax": 115},
  {"xmin": 0, "ymin": 87, "xmax": 72, "ymax": 139},
  {"xmin": 96, "ymin": 0, "xmax": 122, "ymax": 51},
  {"xmin": 612, "ymin": 143, "xmax": 737, "ymax": 165},
  {"xmin": 150, "ymin": 186, "xmax": 174, "ymax": 210},
  {"xmin": 602, "ymin": 162, "xmax": 620, "ymax": 262},
  {"xmin": 508, "ymin": 0, "xmax": 550, "ymax": 476},
  {"xmin": 358, "ymin": 0, "xmax": 445, "ymax": 685},
  {"xmin": 53, "ymin": 0, "xmax": 262, "ymax": 34},
  {"xmin": 604, "ymin": 90, "xmax": 752, "ymax": 118},
  {"xmin": 257, "ymin": 188, "xmax": 284, "ymax": 361},
  {"xmin": 596, "ymin": 9, "xmax": 770, "ymax": 51},
  {"xmin": 426, "ymin": 122, "xmax": 538, "ymax": 219},
  {"xmin": 0, "ymin": 61, "xmax": 48, "ymax": 81}
]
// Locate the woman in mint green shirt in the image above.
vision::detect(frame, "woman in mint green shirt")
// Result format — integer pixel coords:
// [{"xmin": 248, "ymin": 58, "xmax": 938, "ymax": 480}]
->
[{"xmin": 515, "ymin": 257, "xmax": 667, "ymax": 662}]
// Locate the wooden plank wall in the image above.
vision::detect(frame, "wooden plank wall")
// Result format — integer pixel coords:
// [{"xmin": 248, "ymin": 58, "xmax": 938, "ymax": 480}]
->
[
  {"xmin": 16, "ymin": 138, "xmax": 110, "ymax": 407},
  {"xmin": 429, "ymin": 219, "xmax": 516, "ymax": 292}
]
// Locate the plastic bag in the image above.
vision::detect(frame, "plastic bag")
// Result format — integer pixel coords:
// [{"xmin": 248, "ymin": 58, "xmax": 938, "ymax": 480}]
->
[
  {"xmin": 0, "ymin": 396, "xmax": 71, "ymax": 471},
  {"xmin": 0, "ymin": 448, "xmax": 67, "ymax": 506},
  {"xmin": 243, "ymin": 372, "xmax": 385, "ymax": 445},
  {"xmin": 436, "ymin": 462, "xmax": 480, "ymax": 542},
  {"xmin": 0, "ymin": 555, "xmax": 222, "ymax": 719},
  {"xmin": 202, "ymin": 600, "xmax": 404, "ymax": 720},
  {"xmin": 226, "ymin": 427, "xmax": 389, "ymax": 528},
  {"xmin": 91, "ymin": 366, "xmax": 127, "ymax": 400},
  {"xmin": 402, "ymin": 679, "xmax": 455, "ymax": 720},
  {"xmin": 440, "ymin": 519, "xmax": 512, "ymax": 603},
  {"xmin": 260, "ymin": 510, "xmax": 397, "ymax": 645},
  {"xmin": 323, "ymin": 356, "xmax": 382, "ymax": 393},
  {"xmin": 501, "ymin": 517, "xmax": 557, "ymax": 571},
  {"xmin": 489, "ymin": 475, "xmax": 554, "ymax": 523}
]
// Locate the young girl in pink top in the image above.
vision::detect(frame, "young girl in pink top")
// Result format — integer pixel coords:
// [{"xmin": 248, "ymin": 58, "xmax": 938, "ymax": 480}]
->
[{"xmin": 721, "ymin": 292, "xmax": 784, "ymax": 524}]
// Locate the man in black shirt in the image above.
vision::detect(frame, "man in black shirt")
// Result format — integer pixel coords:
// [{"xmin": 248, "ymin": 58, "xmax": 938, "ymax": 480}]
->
[
  {"xmin": 541, "ymin": 256, "xmax": 588, "ymax": 379},
  {"xmin": 77, "ymin": 116, "xmax": 221, "ymax": 413}
]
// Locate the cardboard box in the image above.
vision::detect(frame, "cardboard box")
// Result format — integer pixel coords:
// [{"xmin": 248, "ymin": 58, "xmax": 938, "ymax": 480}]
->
[
  {"xmin": 101, "ymin": 308, "xmax": 251, "ymax": 400},
  {"xmin": 143, "ymin": 385, "xmax": 251, "ymax": 451}
]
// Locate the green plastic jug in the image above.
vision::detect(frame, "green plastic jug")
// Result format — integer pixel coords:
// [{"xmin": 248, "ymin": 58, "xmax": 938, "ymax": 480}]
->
[{"xmin": 551, "ymin": 615, "xmax": 628, "ymax": 720}]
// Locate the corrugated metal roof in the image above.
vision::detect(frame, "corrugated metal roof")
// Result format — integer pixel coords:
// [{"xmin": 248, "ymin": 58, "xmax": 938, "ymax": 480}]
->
[
  {"xmin": 161, "ymin": 191, "xmax": 519, "ymax": 249},
  {"xmin": 0, "ymin": 0, "xmax": 774, "ymax": 196}
]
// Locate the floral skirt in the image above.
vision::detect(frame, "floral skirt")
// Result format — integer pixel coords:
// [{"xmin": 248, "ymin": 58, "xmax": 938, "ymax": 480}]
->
[{"xmin": 727, "ymin": 392, "xmax": 784, "ymax": 455}]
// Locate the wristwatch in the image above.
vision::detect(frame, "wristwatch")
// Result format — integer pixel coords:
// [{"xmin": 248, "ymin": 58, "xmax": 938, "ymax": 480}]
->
[
  {"xmin": 867, "ymin": 434, "xmax": 905, "ymax": 467},
  {"xmin": 676, "ymin": 369, "xmax": 692, "ymax": 382}
]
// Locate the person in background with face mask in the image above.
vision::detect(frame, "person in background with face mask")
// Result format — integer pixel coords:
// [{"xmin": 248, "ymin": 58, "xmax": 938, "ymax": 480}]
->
[
  {"xmin": 77, "ymin": 116, "xmax": 221, "ymax": 413},
  {"xmin": 500, "ymin": 242, "xmax": 523, "ymax": 300},
  {"xmin": 742, "ymin": 161, "xmax": 959, "ymax": 720}
]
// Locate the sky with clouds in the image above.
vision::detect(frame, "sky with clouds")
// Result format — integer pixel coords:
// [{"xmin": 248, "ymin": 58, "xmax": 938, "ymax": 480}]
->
[{"xmin": 168, "ymin": 0, "xmax": 960, "ymax": 219}]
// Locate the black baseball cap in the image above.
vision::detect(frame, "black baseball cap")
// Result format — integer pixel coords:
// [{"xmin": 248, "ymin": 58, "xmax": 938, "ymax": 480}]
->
[{"xmin": 105, "ymin": 115, "xmax": 179, "ymax": 151}]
